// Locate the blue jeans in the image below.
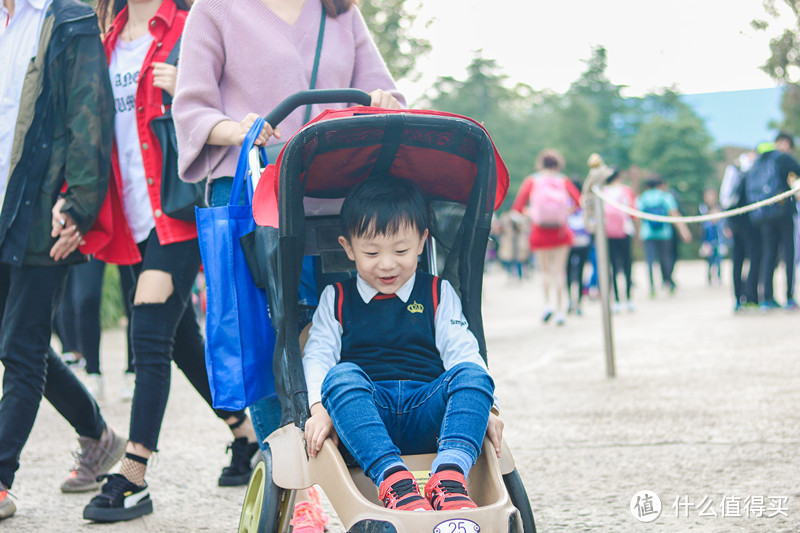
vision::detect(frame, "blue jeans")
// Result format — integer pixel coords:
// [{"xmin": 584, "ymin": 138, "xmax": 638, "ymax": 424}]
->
[
  {"xmin": 210, "ymin": 177, "xmax": 316, "ymax": 449},
  {"xmin": 321, "ymin": 362, "xmax": 494, "ymax": 484}
]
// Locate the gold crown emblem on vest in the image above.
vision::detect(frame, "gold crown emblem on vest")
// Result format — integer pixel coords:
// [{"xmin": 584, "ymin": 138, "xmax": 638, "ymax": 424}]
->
[{"xmin": 407, "ymin": 301, "xmax": 424, "ymax": 314}]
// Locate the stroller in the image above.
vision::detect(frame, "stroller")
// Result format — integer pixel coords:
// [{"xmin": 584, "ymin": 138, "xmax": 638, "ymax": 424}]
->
[{"xmin": 240, "ymin": 90, "xmax": 537, "ymax": 533}]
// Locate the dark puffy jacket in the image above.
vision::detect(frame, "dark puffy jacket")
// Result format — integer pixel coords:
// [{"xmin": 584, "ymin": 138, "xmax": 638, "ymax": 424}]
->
[{"xmin": 0, "ymin": 0, "xmax": 113, "ymax": 266}]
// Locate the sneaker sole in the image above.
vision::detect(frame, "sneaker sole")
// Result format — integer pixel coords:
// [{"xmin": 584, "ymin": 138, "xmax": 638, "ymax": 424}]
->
[
  {"xmin": 0, "ymin": 501, "xmax": 16, "ymax": 520},
  {"xmin": 218, "ymin": 472, "xmax": 251, "ymax": 487},
  {"xmin": 83, "ymin": 499, "xmax": 153, "ymax": 522},
  {"xmin": 61, "ymin": 480, "xmax": 101, "ymax": 493}
]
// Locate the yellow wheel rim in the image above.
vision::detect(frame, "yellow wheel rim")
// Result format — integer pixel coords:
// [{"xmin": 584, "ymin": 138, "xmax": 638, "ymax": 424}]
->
[{"xmin": 239, "ymin": 461, "xmax": 266, "ymax": 533}]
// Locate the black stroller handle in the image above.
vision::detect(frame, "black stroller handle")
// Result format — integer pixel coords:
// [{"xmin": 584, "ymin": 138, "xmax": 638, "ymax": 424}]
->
[{"xmin": 265, "ymin": 89, "xmax": 373, "ymax": 129}]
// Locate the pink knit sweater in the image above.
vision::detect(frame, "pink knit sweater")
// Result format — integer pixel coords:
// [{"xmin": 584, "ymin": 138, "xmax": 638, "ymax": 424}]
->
[{"xmin": 173, "ymin": 0, "xmax": 404, "ymax": 183}]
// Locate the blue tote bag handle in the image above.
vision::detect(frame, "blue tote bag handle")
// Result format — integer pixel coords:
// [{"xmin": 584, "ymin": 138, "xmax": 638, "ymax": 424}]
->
[{"xmin": 230, "ymin": 117, "xmax": 269, "ymax": 207}]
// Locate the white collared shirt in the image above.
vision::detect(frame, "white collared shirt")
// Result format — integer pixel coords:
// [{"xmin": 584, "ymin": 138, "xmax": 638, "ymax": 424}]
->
[
  {"xmin": 0, "ymin": 0, "xmax": 52, "ymax": 207},
  {"xmin": 302, "ymin": 272, "xmax": 493, "ymax": 407}
]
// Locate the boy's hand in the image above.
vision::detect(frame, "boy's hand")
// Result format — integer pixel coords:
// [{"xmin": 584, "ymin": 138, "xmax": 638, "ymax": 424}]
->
[
  {"xmin": 305, "ymin": 402, "xmax": 338, "ymax": 458},
  {"xmin": 486, "ymin": 412, "xmax": 504, "ymax": 458}
]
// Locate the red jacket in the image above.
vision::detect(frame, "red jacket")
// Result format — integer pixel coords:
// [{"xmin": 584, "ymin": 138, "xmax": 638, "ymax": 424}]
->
[{"xmin": 86, "ymin": 0, "xmax": 193, "ymax": 265}]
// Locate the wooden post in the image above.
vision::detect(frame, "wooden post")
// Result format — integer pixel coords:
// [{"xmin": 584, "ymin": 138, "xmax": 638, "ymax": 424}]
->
[{"xmin": 593, "ymin": 193, "xmax": 616, "ymax": 377}]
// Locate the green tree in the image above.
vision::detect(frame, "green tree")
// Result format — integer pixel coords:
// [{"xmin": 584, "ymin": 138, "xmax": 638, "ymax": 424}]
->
[
  {"xmin": 567, "ymin": 46, "xmax": 631, "ymax": 168},
  {"xmin": 753, "ymin": 0, "xmax": 799, "ymax": 133},
  {"xmin": 421, "ymin": 53, "xmax": 547, "ymax": 204},
  {"xmin": 630, "ymin": 104, "xmax": 716, "ymax": 209},
  {"xmin": 359, "ymin": 0, "xmax": 431, "ymax": 81}
]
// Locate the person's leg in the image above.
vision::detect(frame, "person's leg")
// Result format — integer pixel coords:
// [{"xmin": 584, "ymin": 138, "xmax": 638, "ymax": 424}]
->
[
  {"xmin": 73, "ymin": 259, "xmax": 105, "ymax": 376},
  {"xmin": 731, "ymin": 228, "xmax": 746, "ymax": 305},
  {"xmin": 85, "ymin": 233, "xmax": 204, "ymax": 521},
  {"xmin": 621, "ymin": 236, "xmax": 634, "ymax": 303},
  {"xmin": 169, "ymin": 299, "xmax": 258, "ymax": 486},
  {"xmin": 657, "ymin": 239, "xmax": 674, "ymax": 290},
  {"xmin": 759, "ymin": 221, "xmax": 779, "ymax": 304},
  {"xmin": 551, "ymin": 245, "xmax": 570, "ymax": 321},
  {"xmin": 321, "ymin": 363, "xmax": 404, "ymax": 485},
  {"xmin": 399, "ymin": 363, "xmax": 494, "ymax": 510},
  {"xmin": 54, "ymin": 267, "xmax": 81, "ymax": 359},
  {"xmin": 536, "ymin": 249, "xmax": 552, "ymax": 314},
  {"xmin": 575, "ymin": 245, "xmax": 590, "ymax": 307},
  {"xmin": 779, "ymin": 216, "xmax": 796, "ymax": 304},
  {"xmin": 0, "ymin": 264, "xmax": 68, "ymax": 488},
  {"xmin": 643, "ymin": 240, "xmax": 656, "ymax": 295},
  {"xmin": 566, "ymin": 248, "xmax": 578, "ymax": 308},
  {"xmin": 607, "ymin": 238, "xmax": 622, "ymax": 304},
  {"xmin": 117, "ymin": 264, "xmax": 137, "ymax": 402},
  {"xmin": 745, "ymin": 221, "xmax": 762, "ymax": 304}
]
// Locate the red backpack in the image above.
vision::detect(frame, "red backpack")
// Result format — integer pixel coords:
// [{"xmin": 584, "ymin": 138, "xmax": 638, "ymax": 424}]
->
[{"xmin": 529, "ymin": 174, "xmax": 570, "ymax": 228}]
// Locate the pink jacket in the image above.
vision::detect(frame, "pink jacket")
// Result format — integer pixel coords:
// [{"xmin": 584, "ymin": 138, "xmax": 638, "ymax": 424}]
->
[{"xmin": 173, "ymin": 0, "xmax": 404, "ymax": 184}]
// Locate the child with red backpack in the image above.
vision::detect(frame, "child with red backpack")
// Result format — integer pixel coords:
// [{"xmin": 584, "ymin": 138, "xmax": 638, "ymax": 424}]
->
[{"xmin": 512, "ymin": 149, "xmax": 581, "ymax": 325}]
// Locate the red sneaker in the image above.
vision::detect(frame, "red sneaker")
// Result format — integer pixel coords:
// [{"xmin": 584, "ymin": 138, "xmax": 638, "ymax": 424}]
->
[
  {"xmin": 378, "ymin": 470, "xmax": 433, "ymax": 511},
  {"xmin": 425, "ymin": 470, "xmax": 477, "ymax": 511},
  {"xmin": 289, "ymin": 486, "xmax": 329, "ymax": 533}
]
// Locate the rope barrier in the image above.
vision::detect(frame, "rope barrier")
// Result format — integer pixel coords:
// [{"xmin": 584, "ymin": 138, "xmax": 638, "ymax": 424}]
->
[{"xmin": 590, "ymin": 181, "xmax": 800, "ymax": 224}]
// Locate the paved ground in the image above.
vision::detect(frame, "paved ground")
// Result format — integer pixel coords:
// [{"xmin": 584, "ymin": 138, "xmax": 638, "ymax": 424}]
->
[{"xmin": 2, "ymin": 259, "xmax": 799, "ymax": 532}]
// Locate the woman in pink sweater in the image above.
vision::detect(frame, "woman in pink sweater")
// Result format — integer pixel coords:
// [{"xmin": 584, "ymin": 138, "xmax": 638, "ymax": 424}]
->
[{"xmin": 173, "ymin": 1, "xmax": 403, "ymax": 530}]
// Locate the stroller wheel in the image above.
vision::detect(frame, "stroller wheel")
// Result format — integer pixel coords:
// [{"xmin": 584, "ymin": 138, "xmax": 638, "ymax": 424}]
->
[
  {"xmin": 503, "ymin": 468, "xmax": 537, "ymax": 533},
  {"xmin": 239, "ymin": 448, "xmax": 293, "ymax": 533}
]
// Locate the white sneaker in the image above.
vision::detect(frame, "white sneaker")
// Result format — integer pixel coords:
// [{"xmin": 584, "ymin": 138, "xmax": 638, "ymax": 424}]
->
[
  {"xmin": 612, "ymin": 302, "xmax": 621, "ymax": 314},
  {"xmin": 86, "ymin": 374, "xmax": 104, "ymax": 400},
  {"xmin": 626, "ymin": 301, "xmax": 636, "ymax": 312},
  {"xmin": 121, "ymin": 372, "xmax": 135, "ymax": 401},
  {"xmin": 61, "ymin": 351, "xmax": 85, "ymax": 370}
]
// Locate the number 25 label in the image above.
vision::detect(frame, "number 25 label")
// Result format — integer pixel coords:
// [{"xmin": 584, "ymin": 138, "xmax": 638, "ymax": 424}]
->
[{"xmin": 433, "ymin": 518, "xmax": 480, "ymax": 533}]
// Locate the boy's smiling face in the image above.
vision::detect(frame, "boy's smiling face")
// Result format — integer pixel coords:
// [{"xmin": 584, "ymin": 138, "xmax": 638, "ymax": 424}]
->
[{"xmin": 338, "ymin": 224, "xmax": 428, "ymax": 295}]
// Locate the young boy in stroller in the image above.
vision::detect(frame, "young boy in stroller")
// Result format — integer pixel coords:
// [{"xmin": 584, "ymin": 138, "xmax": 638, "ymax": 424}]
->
[{"xmin": 302, "ymin": 176, "xmax": 504, "ymax": 512}]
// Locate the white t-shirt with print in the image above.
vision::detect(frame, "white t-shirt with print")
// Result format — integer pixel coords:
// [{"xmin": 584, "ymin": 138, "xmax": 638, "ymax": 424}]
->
[{"xmin": 109, "ymin": 33, "xmax": 156, "ymax": 243}]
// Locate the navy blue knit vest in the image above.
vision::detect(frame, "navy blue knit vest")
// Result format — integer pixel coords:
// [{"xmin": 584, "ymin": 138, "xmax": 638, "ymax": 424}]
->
[{"xmin": 333, "ymin": 272, "xmax": 445, "ymax": 383}]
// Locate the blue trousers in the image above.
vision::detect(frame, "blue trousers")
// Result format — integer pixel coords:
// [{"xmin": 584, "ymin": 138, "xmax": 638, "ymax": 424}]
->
[{"xmin": 321, "ymin": 362, "xmax": 494, "ymax": 484}]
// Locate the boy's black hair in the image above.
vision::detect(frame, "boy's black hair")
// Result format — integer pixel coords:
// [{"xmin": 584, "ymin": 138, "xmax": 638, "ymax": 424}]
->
[{"xmin": 340, "ymin": 177, "xmax": 430, "ymax": 241}]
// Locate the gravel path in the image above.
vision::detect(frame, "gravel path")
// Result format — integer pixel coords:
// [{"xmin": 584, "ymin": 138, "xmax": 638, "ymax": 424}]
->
[{"xmin": 4, "ymin": 259, "xmax": 799, "ymax": 532}]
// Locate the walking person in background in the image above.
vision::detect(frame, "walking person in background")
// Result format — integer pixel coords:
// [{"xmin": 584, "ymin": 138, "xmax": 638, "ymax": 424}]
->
[
  {"xmin": 698, "ymin": 188, "xmax": 727, "ymax": 286},
  {"xmin": 636, "ymin": 176, "xmax": 691, "ymax": 297},
  {"xmin": 0, "ymin": 0, "xmax": 127, "ymax": 520},
  {"xmin": 602, "ymin": 169, "xmax": 636, "ymax": 312},
  {"xmin": 173, "ymin": 0, "xmax": 403, "ymax": 529},
  {"xmin": 720, "ymin": 151, "xmax": 757, "ymax": 311},
  {"xmin": 512, "ymin": 149, "xmax": 581, "ymax": 326},
  {"xmin": 566, "ymin": 180, "xmax": 591, "ymax": 315},
  {"xmin": 81, "ymin": 0, "xmax": 262, "ymax": 523},
  {"xmin": 496, "ymin": 210, "xmax": 530, "ymax": 282},
  {"xmin": 745, "ymin": 133, "xmax": 800, "ymax": 310}
]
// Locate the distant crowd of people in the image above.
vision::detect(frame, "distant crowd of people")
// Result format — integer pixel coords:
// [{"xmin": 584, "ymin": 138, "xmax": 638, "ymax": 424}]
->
[{"xmin": 490, "ymin": 133, "xmax": 800, "ymax": 322}]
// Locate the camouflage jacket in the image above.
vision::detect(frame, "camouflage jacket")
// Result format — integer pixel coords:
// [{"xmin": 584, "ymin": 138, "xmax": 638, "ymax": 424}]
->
[{"xmin": 0, "ymin": 0, "xmax": 113, "ymax": 266}]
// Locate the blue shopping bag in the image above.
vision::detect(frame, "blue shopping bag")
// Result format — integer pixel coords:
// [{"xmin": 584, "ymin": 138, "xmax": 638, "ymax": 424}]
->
[{"xmin": 196, "ymin": 118, "xmax": 276, "ymax": 411}]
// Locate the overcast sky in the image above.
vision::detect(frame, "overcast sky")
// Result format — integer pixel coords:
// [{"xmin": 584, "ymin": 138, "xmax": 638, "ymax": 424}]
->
[{"xmin": 398, "ymin": 0, "xmax": 789, "ymax": 103}]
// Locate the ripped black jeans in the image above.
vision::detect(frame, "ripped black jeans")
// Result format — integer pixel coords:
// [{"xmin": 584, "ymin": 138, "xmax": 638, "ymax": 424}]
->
[{"xmin": 120, "ymin": 230, "xmax": 242, "ymax": 451}]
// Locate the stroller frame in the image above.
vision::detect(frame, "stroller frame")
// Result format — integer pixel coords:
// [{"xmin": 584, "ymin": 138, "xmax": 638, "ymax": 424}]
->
[{"xmin": 240, "ymin": 91, "xmax": 536, "ymax": 533}]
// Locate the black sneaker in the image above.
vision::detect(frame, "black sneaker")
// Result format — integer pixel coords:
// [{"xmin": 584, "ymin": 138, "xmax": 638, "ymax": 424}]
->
[
  {"xmin": 83, "ymin": 474, "xmax": 152, "ymax": 522},
  {"xmin": 218, "ymin": 437, "xmax": 260, "ymax": 486}
]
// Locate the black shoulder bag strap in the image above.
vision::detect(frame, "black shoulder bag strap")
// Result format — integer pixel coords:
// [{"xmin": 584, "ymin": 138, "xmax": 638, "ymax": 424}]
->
[{"xmin": 162, "ymin": 36, "xmax": 182, "ymax": 110}]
